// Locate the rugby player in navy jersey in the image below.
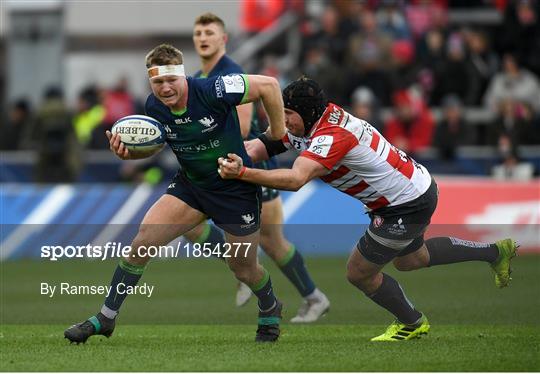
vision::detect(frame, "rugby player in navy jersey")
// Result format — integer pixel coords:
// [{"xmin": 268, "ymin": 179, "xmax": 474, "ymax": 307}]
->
[
  {"xmin": 180, "ymin": 12, "xmax": 329, "ymax": 321},
  {"xmin": 64, "ymin": 43, "xmax": 286, "ymax": 343},
  {"xmin": 218, "ymin": 77, "xmax": 518, "ymax": 341}
]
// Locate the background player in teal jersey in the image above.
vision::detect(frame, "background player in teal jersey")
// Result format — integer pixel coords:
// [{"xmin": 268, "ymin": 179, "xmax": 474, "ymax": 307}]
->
[
  {"xmin": 65, "ymin": 43, "xmax": 287, "ymax": 343},
  {"xmin": 181, "ymin": 12, "xmax": 329, "ymax": 322}
]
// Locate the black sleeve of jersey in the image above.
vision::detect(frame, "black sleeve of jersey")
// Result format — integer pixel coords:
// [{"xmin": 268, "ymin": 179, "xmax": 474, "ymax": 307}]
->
[{"xmin": 257, "ymin": 133, "xmax": 287, "ymax": 157}]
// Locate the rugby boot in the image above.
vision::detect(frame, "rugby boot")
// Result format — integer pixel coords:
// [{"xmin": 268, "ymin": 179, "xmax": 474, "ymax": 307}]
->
[
  {"xmin": 255, "ymin": 300, "xmax": 282, "ymax": 342},
  {"xmin": 371, "ymin": 315, "xmax": 430, "ymax": 341},
  {"xmin": 64, "ymin": 312, "xmax": 115, "ymax": 344},
  {"xmin": 291, "ymin": 291, "xmax": 330, "ymax": 323},
  {"xmin": 491, "ymin": 239, "xmax": 519, "ymax": 288}
]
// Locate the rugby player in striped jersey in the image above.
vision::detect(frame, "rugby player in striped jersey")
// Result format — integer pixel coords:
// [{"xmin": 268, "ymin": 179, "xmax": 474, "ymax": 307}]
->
[{"xmin": 218, "ymin": 77, "xmax": 518, "ymax": 341}]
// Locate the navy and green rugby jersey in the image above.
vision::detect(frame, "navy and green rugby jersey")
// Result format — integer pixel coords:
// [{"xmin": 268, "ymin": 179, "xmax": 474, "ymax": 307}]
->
[
  {"xmin": 194, "ymin": 55, "xmax": 262, "ymax": 140},
  {"xmin": 145, "ymin": 74, "xmax": 253, "ymax": 190}
]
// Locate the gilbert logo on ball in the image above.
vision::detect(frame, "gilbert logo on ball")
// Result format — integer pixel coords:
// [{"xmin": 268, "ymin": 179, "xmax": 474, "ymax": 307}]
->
[{"xmin": 111, "ymin": 115, "xmax": 166, "ymax": 152}]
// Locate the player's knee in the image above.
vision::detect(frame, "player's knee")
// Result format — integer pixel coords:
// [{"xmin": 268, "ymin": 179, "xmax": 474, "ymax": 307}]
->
[
  {"xmin": 345, "ymin": 267, "xmax": 360, "ymax": 286},
  {"xmin": 231, "ymin": 267, "xmax": 253, "ymax": 284},
  {"xmin": 227, "ymin": 260, "xmax": 254, "ymax": 283},
  {"xmin": 129, "ymin": 231, "xmax": 153, "ymax": 264},
  {"xmin": 183, "ymin": 223, "xmax": 206, "ymax": 243},
  {"xmin": 260, "ymin": 236, "xmax": 288, "ymax": 262},
  {"xmin": 182, "ymin": 229, "xmax": 198, "ymax": 243},
  {"xmin": 393, "ymin": 246, "xmax": 429, "ymax": 271},
  {"xmin": 346, "ymin": 260, "xmax": 375, "ymax": 289},
  {"xmin": 261, "ymin": 246, "xmax": 280, "ymax": 262},
  {"xmin": 393, "ymin": 258, "xmax": 417, "ymax": 271}
]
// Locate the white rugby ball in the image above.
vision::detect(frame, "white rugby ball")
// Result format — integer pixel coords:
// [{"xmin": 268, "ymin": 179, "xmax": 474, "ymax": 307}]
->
[{"xmin": 111, "ymin": 115, "xmax": 166, "ymax": 152}]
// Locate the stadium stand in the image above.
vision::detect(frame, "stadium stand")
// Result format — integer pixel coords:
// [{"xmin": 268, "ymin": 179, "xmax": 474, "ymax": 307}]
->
[{"xmin": 1, "ymin": 0, "xmax": 539, "ymax": 259}]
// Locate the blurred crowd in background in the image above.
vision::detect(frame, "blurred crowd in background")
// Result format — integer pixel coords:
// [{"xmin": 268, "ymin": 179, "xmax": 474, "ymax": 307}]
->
[{"xmin": 2, "ymin": 0, "xmax": 540, "ymax": 183}]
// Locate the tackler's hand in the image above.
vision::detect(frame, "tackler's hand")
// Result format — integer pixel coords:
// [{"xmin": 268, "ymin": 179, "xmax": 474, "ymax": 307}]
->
[{"xmin": 218, "ymin": 153, "xmax": 245, "ymax": 179}]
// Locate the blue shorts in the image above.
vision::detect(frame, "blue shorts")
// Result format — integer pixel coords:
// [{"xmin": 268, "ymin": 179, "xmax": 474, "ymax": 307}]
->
[
  {"xmin": 166, "ymin": 172, "xmax": 262, "ymax": 236},
  {"xmin": 253, "ymin": 157, "xmax": 280, "ymax": 202}
]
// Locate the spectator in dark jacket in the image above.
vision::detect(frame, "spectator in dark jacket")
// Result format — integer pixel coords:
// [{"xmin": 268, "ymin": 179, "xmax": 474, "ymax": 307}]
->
[
  {"xmin": 464, "ymin": 28, "xmax": 499, "ymax": 106},
  {"xmin": 1, "ymin": 99, "xmax": 34, "ymax": 150},
  {"xmin": 350, "ymin": 86, "xmax": 384, "ymax": 133},
  {"xmin": 434, "ymin": 95, "xmax": 473, "ymax": 160},
  {"xmin": 34, "ymin": 87, "xmax": 80, "ymax": 182},
  {"xmin": 300, "ymin": 42, "xmax": 348, "ymax": 104},
  {"xmin": 500, "ymin": 0, "xmax": 540, "ymax": 76},
  {"xmin": 431, "ymin": 33, "xmax": 480, "ymax": 106}
]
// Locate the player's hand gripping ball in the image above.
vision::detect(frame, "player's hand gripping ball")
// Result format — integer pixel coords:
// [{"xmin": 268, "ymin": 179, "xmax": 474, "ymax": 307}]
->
[{"xmin": 111, "ymin": 115, "xmax": 166, "ymax": 152}]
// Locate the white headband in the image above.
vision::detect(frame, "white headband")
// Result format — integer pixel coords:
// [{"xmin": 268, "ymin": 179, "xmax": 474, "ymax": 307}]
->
[{"xmin": 148, "ymin": 64, "xmax": 185, "ymax": 78}]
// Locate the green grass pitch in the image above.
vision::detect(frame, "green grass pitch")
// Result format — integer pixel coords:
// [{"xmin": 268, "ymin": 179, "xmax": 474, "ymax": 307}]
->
[{"xmin": 1, "ymin": 256, "xmax": 539, "ymax": 371}]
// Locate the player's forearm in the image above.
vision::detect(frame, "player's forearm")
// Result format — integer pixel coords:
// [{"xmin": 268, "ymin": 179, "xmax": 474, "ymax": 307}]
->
[
  {"xmin": 259, "ymin": 79, "xmax": 286, "ymax": 140},
  {"xmin": 241, "ymin": 167, "xmax": 304, "ymax": 191}
]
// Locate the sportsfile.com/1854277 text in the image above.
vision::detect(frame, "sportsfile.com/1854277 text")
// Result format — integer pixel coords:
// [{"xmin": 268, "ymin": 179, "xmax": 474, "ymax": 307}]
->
[{"xmin": 40, "ymin": 242, "xmax": 252, "ymax": 261}]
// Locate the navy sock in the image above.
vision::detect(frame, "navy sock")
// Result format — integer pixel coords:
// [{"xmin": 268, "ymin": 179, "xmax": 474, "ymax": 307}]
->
[
  {"xmin": 193, "ymin": 223, "xmax": 226, "ymax": 261},
  {"xmin": 103, "ymin": 259, "xmax": 145, "ymax": 315},
  {"xmin": 368, "ymin": 273, "xmax": 422, "ymax": 325},
  {"xmin": 426, "ymin": 237, "xmax": 499, "ymax": 266},
  {"xmin": 251, "ymin": 269, "xmax": 277, "ymax": 311},
  {"xmin": 278, "ymin": 245, "xmax": 316, "ymax": 297}
]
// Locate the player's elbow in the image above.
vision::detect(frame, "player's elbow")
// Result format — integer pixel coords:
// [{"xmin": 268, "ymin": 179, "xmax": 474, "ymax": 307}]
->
[
  {"xmin": 271, "ymin": 126, "xmax": 287, "ymax": 141},
  {"xmin": 264, "ymin": 76, "xmax": 280, "ymax": 91},
  {"xmin": 262, "ymin": 77, "xmax": 281, "ymax": 100},
  {"xmin": 257, "ymin": 75, "xmax": 279, "ymax": 95},
  {"xmin": 287, "ymin": 183, "xmax": 301, "ymax": 192},
  {"xmin": 287, "ymin": 174, "xmax": 308, "ymax": 191}
]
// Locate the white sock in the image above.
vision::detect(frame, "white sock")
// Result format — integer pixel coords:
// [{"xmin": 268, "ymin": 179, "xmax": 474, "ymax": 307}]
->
[
  {"xmin": 305, "ymin": 288, "xmax": 324, "ymax": 301},
  {"xmin": 100, "ymin": 305, "xmax": 118, "ymax": 319}
]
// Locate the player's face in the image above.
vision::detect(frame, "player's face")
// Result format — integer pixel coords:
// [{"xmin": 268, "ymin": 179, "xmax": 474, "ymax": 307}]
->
[
  {"xmin": 149, "ymin": 74, "xmax": 184, "ymax": 109},
  {"xmin": 193, "ymin": 23, "xmax": 227, "ymax": 59},
  {"xmin": 284, "ymin": 109, "xmax": 305, "ymax": 137}
]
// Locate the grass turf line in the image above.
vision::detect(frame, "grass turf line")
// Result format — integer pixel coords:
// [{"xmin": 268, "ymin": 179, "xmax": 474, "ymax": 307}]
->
[
  {"xmin": 1, "ymin": 324, "xmax": 539, "ymax": 371},
  {"xmin": 1, "ymin": 256, "xmax": 539, "ymax": 371}
]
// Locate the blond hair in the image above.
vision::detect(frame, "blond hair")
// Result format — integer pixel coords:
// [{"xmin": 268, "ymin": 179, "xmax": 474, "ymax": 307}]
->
[
  {"xmin": 194, "ymin": 12, "xmax": 226, "ymax": 32},
  {"xmin": 145, "ymin": 44, "xmax": 183, "ymax": 68}
]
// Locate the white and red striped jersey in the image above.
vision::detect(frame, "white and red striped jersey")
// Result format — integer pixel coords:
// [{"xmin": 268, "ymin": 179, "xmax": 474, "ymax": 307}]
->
[{"xmin": 283, "ymin": 103, "xmax": 432, "ymax": 210}]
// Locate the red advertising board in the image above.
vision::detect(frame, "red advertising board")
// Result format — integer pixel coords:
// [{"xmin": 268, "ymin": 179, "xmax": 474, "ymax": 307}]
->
[{"xmin": 428, "ymin": 178, "xmax": 540, "ymax": 253}]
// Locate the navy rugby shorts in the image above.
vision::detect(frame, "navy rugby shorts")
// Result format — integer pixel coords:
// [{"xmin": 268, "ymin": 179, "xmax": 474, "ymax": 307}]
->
[{"xmin": 166, "ymin": 172, "xmax": 262, "ymax": 236}]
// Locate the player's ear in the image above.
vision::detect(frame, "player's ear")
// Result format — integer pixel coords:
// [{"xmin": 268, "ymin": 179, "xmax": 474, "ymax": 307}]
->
[{"xmin": 223, "ymin": 33, "xmax": 228, "ymax": 44}]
